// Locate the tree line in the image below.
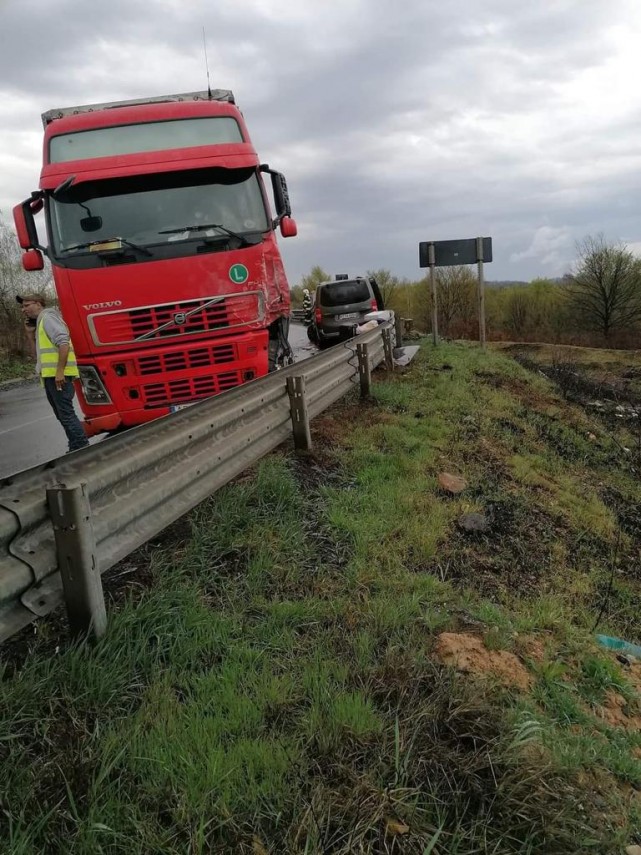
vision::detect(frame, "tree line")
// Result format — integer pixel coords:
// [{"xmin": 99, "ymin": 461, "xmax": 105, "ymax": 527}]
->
[
  {"xmin": 2, "ymin": 222, "xmax": 640, "ymax": 360},
  {"xmin": 292, "ymin": 236, "xmax": 641, "ymax": 349}
]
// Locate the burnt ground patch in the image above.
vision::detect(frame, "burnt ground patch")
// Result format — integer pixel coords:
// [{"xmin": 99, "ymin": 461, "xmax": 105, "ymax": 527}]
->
[
  {"xmin": 511, "ymin": 351, "xmax": 641, "ymax": 427},
  {"xmin": 603, "ymin": 487, "xmax": 641, "ymax": 544},
  {"xmin": 442, "ymin": 497, "xmax": 562, "ymax": 600}
]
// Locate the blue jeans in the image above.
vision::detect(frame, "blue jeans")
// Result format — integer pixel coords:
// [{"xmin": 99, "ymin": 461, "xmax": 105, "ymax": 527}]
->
[{"xmin": 43, "ymin": 377, "xmax": 90, "ymax": 452}]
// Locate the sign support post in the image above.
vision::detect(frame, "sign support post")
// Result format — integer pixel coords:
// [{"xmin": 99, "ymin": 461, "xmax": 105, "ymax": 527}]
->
[
  {"xmin": 428, "ymin": 243, "xmax": 438, "ymax": 346},
  {"xmin": 476, "ymin": 237, "xmax": 486, "ymax": 349}
]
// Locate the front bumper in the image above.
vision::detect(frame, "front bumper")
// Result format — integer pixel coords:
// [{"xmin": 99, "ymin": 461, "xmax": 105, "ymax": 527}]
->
[{"xmin": 77, "ymin": 329, "xmax": 269, "ymax": 435}]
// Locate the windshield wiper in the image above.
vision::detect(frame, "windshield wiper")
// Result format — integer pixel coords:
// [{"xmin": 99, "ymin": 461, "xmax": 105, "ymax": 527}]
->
[
  {"xmin": 64, "ymin": 237, "xmax": 153, "ymax": 257},
  {"xmin": 158, "ymin": 223, "xmax": 257, "ymax": 247}
]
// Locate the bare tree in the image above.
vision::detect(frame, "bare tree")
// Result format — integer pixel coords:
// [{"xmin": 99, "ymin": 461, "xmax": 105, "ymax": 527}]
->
[
  {"xmin": 0, "ymin": 217, "xmax": 53, "ymax": 355},
  {"xmin": 289, "ymin": 284, "xmax": 305, "ymax": 308},
  {"xmin": 566, "ymin": 235, "xmax": 641, "ymax": 340},
  {"xmin": 365, "ymin": 268, "xmax": 401, "ymax": 307},
  {"xmin": 299, "ymin": 265, "xmax": 330, "ymax": 293},
  {"xmin": 506, "ymin": 290, "xmax": 530, "ymax": 338},
  {"xmin": 435, "ymin": 266, "xmax": 476, "ymax": 336}
]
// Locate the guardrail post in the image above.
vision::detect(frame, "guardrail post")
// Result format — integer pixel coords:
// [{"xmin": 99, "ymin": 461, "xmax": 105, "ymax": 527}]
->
[
  {"xmin": 286, "ymin": 375, "xmax": 312, "ymax": 451},
  {"xmin": 46, "ymin": 482, "xmax": 106, "ymax": 640},
  {"xmin": 357, "ymin": 342, "xmax": 371, "ymax": 397},
  {"xmin": 394, "ymin": 314, "xmax": 403, "ymax": 348},
  {"xmin": 382, "ymin": 327, "xmax": 394, "ymax": 371}
]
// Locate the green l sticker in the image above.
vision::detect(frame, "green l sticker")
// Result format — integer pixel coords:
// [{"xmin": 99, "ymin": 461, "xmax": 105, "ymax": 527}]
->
[{"xmin": 229, "ymin": 263, "xmax": 249, "ymax": 284}]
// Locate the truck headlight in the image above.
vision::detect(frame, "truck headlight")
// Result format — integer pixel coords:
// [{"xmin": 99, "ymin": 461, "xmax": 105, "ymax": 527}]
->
[{"xmin": 78, "ymin": 366, "xmax": 112, "ymax": 405}]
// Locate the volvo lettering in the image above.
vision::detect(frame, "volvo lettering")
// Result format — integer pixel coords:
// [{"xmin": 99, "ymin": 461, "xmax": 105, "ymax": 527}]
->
[
  {"xmin": 13, "ymin": 90, "xmax": 297, "ymax": 435},
  {"xmin": 83, "ymin": 301, "xmax": 122, "ymax": 310}
]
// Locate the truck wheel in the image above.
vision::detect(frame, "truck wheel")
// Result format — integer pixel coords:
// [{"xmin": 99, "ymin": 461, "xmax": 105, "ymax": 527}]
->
[{"xmin": 268, "ymin": 316, "xmax": 294, "ymax": 370}]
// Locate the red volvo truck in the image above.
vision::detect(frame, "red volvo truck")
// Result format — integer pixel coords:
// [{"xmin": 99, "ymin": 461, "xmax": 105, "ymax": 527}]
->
[{"xmin": 13, "ymin": 90, "xmax": 297, "ymax": 435}]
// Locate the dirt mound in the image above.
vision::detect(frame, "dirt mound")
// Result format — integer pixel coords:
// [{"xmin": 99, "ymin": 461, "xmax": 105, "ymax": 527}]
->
[
  {"xmin": 438, "ymin": 472, "xmax": 468, "ymax": 494},
  {"xmin": 595, "ymin": 691, "xmax": 641, "ymax": 732},
  {"xmin": 435, "ymin": 632, "xmax": 532, "ymax": 691}
]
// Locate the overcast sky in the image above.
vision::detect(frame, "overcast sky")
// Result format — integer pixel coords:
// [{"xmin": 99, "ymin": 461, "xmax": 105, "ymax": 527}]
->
[{"xmin": 2, "ymin": 0, "xmax": 641, "ymax": 285}]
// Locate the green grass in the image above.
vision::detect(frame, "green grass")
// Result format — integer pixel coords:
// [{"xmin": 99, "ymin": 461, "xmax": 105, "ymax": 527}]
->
[
  {"xmin": 0, "ymin": 351, "xmax": 35, "ymax": 383},
  {"xmin": 1, "ymin": 341, "xmax": 641, "ymax": 853}
]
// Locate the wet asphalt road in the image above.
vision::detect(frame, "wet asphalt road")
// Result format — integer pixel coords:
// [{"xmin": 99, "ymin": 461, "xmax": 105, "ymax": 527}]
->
[{"xmin": 0, "ymin": 322, "xmax": 316, "ymax": 480}]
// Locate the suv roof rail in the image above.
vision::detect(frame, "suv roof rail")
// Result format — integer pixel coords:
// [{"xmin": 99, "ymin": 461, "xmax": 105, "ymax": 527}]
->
[{"xmin": 319, "ymin": 275, "xmax": 366, "ymax": 286}]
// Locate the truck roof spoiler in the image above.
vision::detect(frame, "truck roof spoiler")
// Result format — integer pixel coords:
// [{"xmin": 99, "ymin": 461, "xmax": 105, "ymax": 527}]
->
[{"xmin": 41, "ymin": 90, "xmax": 235, "ymax": 127}]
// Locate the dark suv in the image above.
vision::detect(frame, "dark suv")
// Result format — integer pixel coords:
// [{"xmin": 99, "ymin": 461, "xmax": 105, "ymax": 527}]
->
[{"xmin": 307, "ymin": 276, "xmax": 382, "ymax": 347}]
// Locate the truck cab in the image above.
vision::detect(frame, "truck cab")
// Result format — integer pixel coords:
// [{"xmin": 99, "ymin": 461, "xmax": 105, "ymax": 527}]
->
[{"xmin": 14, "ymin": 90, "xmax": 297, "ymax": 434}]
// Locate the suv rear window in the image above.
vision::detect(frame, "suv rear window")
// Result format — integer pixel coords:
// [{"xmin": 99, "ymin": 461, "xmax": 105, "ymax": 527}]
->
[{"xmin": 319, "ymin": 280, "xmax": 371, "ymax": 307}]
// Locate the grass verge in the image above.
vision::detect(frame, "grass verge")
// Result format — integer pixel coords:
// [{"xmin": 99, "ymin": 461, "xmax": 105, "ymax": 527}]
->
[
  {"xmin": 1, "ymin": 341, "xmax": 640, "ymax": 853},
  {"xmin": 0, "ymin": 352, "xmax": 35, "ymax": 383}
]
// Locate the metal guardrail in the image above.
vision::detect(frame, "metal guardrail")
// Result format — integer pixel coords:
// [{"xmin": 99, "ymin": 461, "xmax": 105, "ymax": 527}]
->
[{"xmin": 0, "ymin": 324, "xmax": 391, "ymax": 642}]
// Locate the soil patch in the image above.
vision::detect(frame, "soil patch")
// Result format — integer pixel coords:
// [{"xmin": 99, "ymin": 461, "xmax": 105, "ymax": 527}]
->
[
  {"xmin": 438, "ymin": 472, "xmax": 468, "ymax": 494},
  {"xmin": 625, "ymin": 660, "xmax": 641, "ymax": 696},
  {"xmin": 594, "ymin": 691, "xmax": 641, "ymax": 732},
  {"xmin": 516, "ymin": 635, "xmax": 547, "ymax": 663},
  {"xmin": 434, "ymin": 632, "xmax": 532, "ymax": 690}
]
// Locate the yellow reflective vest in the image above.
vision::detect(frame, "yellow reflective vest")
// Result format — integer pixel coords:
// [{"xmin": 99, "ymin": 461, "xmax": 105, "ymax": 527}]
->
[{"xmin": 37, "ymin": 313, "xmax": 79, "ymax": 379}]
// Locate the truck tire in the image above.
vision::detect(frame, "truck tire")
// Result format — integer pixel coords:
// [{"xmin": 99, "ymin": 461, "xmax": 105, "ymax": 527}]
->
[{"xmin": 268, "ymin": 316, "xmax": 293, "ymax": 370}]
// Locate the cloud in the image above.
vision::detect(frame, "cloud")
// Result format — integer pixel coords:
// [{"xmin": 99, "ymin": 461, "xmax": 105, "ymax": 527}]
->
[
  {"xmin": 2, "ymin": 0, "xmax": 641, "ymax": 284},
  {"xmin": 510, "ymin": 226, "xmax": 574, "ymax": 268}
]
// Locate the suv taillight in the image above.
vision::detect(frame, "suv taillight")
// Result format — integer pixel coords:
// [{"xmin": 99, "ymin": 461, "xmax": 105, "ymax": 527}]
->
[
  {"xmin": 370, "ymin": 298, "xmax": 378, "ymax": 311},
  {"xmin": 315, "ymin": 306, "xmax": 322, "ymax": 322}
]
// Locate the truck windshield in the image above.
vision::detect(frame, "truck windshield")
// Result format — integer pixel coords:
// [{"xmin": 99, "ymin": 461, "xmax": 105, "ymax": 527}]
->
[{"xmin": 49, "ymin": 167, "xmax": 269, "ymax": 256}]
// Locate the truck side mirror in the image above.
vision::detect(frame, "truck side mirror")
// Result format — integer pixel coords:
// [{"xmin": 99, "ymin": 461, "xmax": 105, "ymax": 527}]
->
[
  {"xmin": 22, "ymin": 249, "xmax": 44, "ymax": 271},
  {"xmin": 280, "ymin": 216, "xmax": 297, "ymax": 238},
  {"xmin": 260, "ymin": 165, "xmax": 293, "ymax": 222},
  {"xmin": 13, "ymin": 202, "xmax": 33, "ymax": 249},
  {"xmin": 272, "ymin": 172, "xmax": 291, "ymax": 218},
  {"xmin": 13, "ymin": 193, "xmax": 43, "ymax": 249}
]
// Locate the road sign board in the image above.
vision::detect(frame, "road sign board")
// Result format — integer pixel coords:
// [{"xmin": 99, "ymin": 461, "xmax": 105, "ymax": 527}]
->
[{"xmin": 419, "ymin": 237, "xmax": 492, "ymax": 268}]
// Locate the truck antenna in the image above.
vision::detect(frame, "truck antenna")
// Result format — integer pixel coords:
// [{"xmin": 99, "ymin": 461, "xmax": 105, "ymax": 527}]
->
[{"xmin": 202, "ymin": 27, "xmax": 212, "ymax": 98}]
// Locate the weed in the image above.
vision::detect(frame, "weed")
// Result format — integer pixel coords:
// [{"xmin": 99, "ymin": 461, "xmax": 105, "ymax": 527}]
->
[{"xmin": 579, "ymin": 655, "xmax": 634, "ymax": 704}]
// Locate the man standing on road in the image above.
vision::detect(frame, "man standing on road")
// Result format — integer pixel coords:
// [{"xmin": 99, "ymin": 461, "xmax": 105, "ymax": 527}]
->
[
  {"xmin": 16, "ymin": 293, "xmax": 89, "ymax": 453},
  {"xmin": 302, "ymin": 288, "xmax": 313, "ymax": 325}
]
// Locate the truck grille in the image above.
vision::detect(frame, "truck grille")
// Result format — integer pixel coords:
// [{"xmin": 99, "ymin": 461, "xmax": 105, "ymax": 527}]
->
[
  {"xmin": 142, "ymin": 371, "xmax": 242, "ymax": 406},
  {"xmin": 136, "ymin": 343, "xmax": 236, "ymax": 375},
  {"xmin": 89, "ymin": 292, "xmax": 264, "ymax": 346}
]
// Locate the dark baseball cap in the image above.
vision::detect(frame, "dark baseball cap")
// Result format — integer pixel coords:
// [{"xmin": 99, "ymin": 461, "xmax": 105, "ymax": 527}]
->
[{"xmin": 16, "ymin": 293, "xmax": 47, "ymax": 306}]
